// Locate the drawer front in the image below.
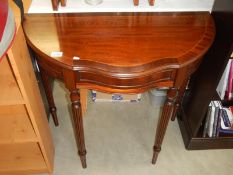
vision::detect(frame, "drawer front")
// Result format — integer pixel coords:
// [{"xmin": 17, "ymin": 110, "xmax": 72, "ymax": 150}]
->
[{"xmin": 78, "ymin": 69, "xmax": 176, "ymax": 89}]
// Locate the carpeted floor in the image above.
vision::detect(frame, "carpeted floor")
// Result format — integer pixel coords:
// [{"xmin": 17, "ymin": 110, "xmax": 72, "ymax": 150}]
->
[{"xmin": 39, "ymin": 80, "xmax": 233, "ymax": 175}]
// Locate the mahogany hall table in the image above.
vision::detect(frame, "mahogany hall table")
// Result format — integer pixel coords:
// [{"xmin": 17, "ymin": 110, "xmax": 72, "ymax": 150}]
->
[{"xmin": 23, "ymin": 12, "xmax": 215, "ymax": 168}]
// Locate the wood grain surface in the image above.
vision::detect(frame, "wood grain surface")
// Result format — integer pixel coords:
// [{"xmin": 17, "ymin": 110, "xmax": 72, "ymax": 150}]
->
[{"xmin": 23, "ymin": 12, "xmax": 215, "ymax": 71}]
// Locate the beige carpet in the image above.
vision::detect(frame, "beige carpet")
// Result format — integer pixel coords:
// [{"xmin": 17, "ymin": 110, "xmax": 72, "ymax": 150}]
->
[{"xmin": 40, "ymin": 81, "xmax": 233, "ymax": 175}]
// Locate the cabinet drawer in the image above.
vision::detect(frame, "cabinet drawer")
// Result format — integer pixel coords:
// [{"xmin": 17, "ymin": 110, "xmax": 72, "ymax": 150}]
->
[{"xmin": 78, "ymin": 69, "xmax": 176, "ymax": 89}]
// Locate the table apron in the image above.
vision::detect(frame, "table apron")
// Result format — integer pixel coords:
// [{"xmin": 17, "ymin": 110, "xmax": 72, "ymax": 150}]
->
[
  {"xmin": 36, "ymin": 57, "xmax": 202, "ymax": 94},
  {"xmin": 77, "ymin": 69, "xmax": 176, "ymax": 90}
]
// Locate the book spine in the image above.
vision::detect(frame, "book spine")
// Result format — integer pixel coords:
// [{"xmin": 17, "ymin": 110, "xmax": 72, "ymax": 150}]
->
[
  {"xmin": 226, "ymin": 60, "xmax": 233, "ymax": 100},
  {"xmin": 219, "ymin": 107, "xmax": 233, "ymax": 134},
  {"xmin": 203, "ymin": 105, "xmax": 212, "ymax": 137},
  {"xmin": 219, "ymin": 128, "xmax": 233, "ymax": 134},
  {"xmin": 231, "ymin": 77, "xmax": 233, "ymax": 99},
  {"xmin": 216, "ymin": 60, "xmax": 232, "ymax": 100},
  {"xmin": 222, "ymin": 109, "xmax": 231, "ymax": 127},
  {"xmin": 207, "ymin": 102, "xmax": 215, "ymax": 137},
  {"xmin": 216, "ymin": 112, "xmax": 222, "ymax": 137},
  {"xmin": 230, "ymin": 106, "xmax": 233, "ymax": 115},
  {"xmin": 216, "ymin": 102, "xmax": 223, "ymax": 137},
  {"xmin": 212, "ymin": 101, "xmax": 220, "ymax": 137}
]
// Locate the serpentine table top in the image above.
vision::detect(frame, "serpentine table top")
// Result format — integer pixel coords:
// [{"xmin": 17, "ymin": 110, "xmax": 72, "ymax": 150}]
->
[{"xmin": 23, "ymin": 12, "xmax": 215, "ymax": 168}]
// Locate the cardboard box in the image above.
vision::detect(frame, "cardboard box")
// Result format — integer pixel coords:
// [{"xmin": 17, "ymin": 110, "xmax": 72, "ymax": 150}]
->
[{"xmin": 91, "ymin": 90, "xmax": 141, "ymax": 102}]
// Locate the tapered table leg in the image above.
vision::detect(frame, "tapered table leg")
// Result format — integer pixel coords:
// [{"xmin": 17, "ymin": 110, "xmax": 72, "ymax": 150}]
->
[
  {"xmin": 70, "ymin": 89, "xmax": 87, "ymax": 168},
  {"xmin": 152, "ymin": 88, "xmax": 178, "ymax": 164},
  {"xmin": 40, "ymin": 67, "xmax": 59, "ymax": 126}
]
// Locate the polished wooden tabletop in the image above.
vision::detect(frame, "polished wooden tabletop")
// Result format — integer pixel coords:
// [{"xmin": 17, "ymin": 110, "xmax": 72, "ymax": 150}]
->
[
  {"xmin": 23, "ymin": 12, "xmax": 215, "ymax": 169},
  {"xmin": 23, "ymin": 12, "xmax": 215, "ymax": 72}
]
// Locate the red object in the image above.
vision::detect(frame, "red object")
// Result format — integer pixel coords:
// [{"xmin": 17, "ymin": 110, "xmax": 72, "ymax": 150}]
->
[
  {"xmin": 226, "ymin": 60, "xmax": 233, "ymax": 100},
  {"xmin": 0, "ymin": 0, "xmax": 8, "ymax": 42}
]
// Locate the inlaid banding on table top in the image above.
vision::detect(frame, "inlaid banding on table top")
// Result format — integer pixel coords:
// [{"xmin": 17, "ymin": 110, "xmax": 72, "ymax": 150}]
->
[{"xmin": 23, "ymin": 12, "xmax": 215, "ymax": 71}]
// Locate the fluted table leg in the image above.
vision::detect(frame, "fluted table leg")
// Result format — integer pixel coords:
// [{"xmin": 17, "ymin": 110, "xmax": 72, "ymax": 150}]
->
[
  {"xmin": 70, "ymin": 89, "xmax": 87, "ymax": 168},
  {"xmin": 40, "ymin": 67, "xmax": 59, "ymax": 126},
  {"xmin": 152, "ymin": 88, "xmax": 178, "ymax": 164}
]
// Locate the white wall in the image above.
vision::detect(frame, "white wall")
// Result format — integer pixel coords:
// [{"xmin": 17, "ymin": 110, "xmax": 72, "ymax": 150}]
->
[{"xmin": 28, "ymin": 0, "xmax": 215, "ymax": 13}]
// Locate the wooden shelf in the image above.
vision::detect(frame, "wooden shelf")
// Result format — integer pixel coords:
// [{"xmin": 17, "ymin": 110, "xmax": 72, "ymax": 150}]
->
[
  {"xmin": 177, "ymin": 0, "xmax": 233, "ymax": 150},
  {"xmin": 178, "ymin": 112, "xmax": 233, "ymax": 150},
  {"xmin": 0, "ymin": 2, "xmax": 54, "ymax": 173},
  {"xmin": 0, "ymin": 105, "xmax": 37, "ymax": 144},
  {"xmin": 0, "ymin": 58, "xmax": 24, "ymax": 105},
  {"xmin": 0, "ymin": 143, "xmax": 47, "ymax": 174}
]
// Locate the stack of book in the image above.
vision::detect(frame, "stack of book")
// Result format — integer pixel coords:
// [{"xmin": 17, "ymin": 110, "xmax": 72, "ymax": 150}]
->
[{"xmin": 203, "ymin": 101, "xmax": 233, "ymax": 137}]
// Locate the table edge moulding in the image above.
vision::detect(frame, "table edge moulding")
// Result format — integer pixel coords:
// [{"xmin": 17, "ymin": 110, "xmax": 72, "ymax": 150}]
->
[{"xmin": 22, "ymin": 12, "xmax": 215, "ymax": 168}]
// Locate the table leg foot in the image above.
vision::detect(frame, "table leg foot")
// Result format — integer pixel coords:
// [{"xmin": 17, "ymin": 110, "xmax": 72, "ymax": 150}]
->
[
  {"xmin": 152, "ymin": 146, "xmax": 161, "ymax": 164},
  {"xmin": 151, "ymin": 88, "xmax": 178, "ymax": 165},
  {"xmin": 79, "ymin": 150, "xmax": 87, "ymax": 168}
]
